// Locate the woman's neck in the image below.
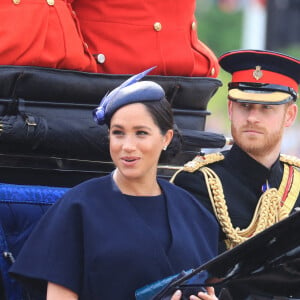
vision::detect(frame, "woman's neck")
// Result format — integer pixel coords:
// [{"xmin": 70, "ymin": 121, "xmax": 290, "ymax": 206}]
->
[{"xmin": 113, "ymin": 170, "xmax": 161, "ymax": 196}]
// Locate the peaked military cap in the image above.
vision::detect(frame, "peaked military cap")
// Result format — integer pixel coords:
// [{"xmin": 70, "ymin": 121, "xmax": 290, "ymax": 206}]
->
[{"xmin": 219, "ymin": 49, "xmax": 300, "ymax": 104}]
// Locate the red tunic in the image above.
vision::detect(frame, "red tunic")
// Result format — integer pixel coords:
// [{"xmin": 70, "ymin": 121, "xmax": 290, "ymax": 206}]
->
[
  {"xmin": 72, "ymin": 0, "xmax": 220, "ymax": 77},
  {"xmin": 0, "ymin": 0, "xmax": 97, "ymax": 72}
]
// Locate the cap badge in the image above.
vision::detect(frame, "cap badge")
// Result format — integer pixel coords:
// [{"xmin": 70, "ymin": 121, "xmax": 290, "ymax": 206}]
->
[{"xmin": 253, "ymin": 65, "xmax": 263, "ymax": 80}]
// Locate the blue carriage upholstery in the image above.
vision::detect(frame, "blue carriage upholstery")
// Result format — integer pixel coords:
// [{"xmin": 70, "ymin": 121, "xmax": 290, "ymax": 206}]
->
[{"xmin": 0, "ymin": 183, "xmax": 69, "ymax": 300}]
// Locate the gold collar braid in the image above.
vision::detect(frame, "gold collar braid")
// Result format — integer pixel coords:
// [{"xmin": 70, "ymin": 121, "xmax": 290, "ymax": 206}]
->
[{"xmin": 200, "ymin": 155, "xmax": 300, "ymax": 250}]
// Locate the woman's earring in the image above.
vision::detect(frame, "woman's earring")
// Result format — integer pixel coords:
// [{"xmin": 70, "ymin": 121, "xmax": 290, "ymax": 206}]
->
[{"xmin": 163, "ymin": 145, "xmax": 167, "ymax": 151}]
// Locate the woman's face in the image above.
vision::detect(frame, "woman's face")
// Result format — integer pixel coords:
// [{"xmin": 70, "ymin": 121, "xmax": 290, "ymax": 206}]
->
[{"xmin": 109, "ymin": 103, "xmax": 173, "ymax": 183}]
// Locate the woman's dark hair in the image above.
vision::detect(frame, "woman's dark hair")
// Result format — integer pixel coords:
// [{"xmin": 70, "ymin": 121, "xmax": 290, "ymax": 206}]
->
[{"xmin": 143, "ymin": 97, "xmax": 183, "ymax": 163}]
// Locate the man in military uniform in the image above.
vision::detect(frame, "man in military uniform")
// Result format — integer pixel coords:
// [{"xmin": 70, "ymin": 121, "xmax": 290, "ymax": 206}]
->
[{"xmin": 172, "ymin": 49, "xmax": 300, "ymax": 253}]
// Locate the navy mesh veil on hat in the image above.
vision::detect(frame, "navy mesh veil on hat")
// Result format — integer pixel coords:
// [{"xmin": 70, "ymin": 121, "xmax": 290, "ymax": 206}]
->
[
  {"xmin": 219, "ymin": 49, "xmax": 300, "ymax": 104},
  {"xmin": 93, "ymin": 67, "xmax": 165, "ymax": 125}
]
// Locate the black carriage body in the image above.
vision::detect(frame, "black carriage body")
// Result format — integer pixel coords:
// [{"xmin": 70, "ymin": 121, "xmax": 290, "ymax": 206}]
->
[{"xmin": 0, "ymin": 65, "xmax": 221, "ymax": 186}]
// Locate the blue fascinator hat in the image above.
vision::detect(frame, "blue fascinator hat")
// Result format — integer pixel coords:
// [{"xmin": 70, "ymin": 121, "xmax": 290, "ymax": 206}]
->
[{"xmin": 93, "ymin": 67, "xmax": 165, "ymax": 125}]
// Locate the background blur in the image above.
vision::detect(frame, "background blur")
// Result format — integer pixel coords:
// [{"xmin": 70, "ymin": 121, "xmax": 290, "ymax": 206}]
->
[{"xmin": 195, "ymin": 0, "xmax": 300, "ymax": 155}]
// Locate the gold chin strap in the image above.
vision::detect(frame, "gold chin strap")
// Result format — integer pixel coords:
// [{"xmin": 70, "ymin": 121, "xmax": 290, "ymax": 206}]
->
[{"xmin": 200, "ymin": 156, "xmax": 300, "ymax": 250}]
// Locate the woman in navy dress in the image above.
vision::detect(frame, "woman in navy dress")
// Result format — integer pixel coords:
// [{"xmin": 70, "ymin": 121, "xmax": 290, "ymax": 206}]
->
[{"xmin": 10, "ymin": 68, "xmax": 219, "ymax": 300}]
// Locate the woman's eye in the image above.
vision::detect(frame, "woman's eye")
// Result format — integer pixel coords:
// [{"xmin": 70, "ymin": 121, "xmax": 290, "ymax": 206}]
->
[
  {"xmin": 137, "ymin": 131, "xmax": 148, "ymax": 136},
  {"xmin": 111, "ymin": 130, "xmax": 124, "ymax": 136}
]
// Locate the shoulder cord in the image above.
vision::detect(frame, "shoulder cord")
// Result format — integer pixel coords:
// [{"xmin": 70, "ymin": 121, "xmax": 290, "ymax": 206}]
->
[
  {"xmin": 200, "ymin": 161, "xmax": 300, "ymax": 249},
  {"xmin": 280, "ymin": 153, "xmax": 300, "ymax": 168},
  {"xmin": 169, "ymin": 153, "xmax": 224, "ymax": 183}
]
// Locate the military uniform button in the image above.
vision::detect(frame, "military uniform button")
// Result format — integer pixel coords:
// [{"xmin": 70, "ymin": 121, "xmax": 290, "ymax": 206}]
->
[
  {"xmin": 13, "ymin": 0, "xmax": 21, "ymax": 4},
  {"xmin": 191, "ymin": 21, "xmax": 197, "ymax": 30},
  {"xmin": 97, "ymin": 54, "xmax": 106, "ymax": 64},
  {"xmin": 211, "ymin": 67, "xmax": 215, "ymax": 76},
  {"xmin": 153, "ymin": 22, "xmax": 162, "ymax": 32},
  {"xmin": 47, "ymin": 0, "xmax": 55, "ymax": 6}
]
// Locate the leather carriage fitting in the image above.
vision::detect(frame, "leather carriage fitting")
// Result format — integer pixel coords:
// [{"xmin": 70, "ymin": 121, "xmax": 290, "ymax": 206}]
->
[
  {"xmin": 135, "ymin": 210, "xmax": 300, "ymax": 300},
  {"xmin": 0, "ymin": 65, "xmax": 221, "ymax": 111},
  {"xmin": 0, "ymin": 65, "xmax": 222, "ymax": 186}
]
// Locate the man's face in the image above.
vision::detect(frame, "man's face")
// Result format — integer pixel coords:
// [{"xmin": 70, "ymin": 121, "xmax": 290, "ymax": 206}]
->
[{"xmin": 228, "ymin": 101, "xmax": 297, "ymax": 157}]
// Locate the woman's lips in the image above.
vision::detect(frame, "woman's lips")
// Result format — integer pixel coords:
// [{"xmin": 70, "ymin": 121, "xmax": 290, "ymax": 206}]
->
[{"xmin": 121, "ymin": 157, "xmax": 140, "ymax": 166}]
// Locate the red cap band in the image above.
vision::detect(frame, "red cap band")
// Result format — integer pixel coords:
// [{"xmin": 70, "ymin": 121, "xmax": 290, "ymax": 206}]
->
[{"xmin": 232, "ymin": 69, "xmax": 298, "ymax": 93}]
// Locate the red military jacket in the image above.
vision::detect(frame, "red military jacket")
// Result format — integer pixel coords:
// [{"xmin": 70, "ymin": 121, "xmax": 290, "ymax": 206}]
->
[
  {"xmin": 0, "ymin": 0, "xmax": 97, "ymax": 72},
  {"xmin": 72, "ymin": 0, "xmax": 220, "ymax": 77}
]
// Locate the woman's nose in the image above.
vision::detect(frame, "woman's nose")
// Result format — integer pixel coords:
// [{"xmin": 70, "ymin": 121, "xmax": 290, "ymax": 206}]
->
[{"xmin": 122, "ymin": 136, "xmax": 136, "ymax": 151}]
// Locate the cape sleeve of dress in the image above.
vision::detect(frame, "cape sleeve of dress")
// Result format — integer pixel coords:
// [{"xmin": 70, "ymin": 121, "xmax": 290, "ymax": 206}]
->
[{"xmin": 9, "ymin": 185, "xmax": 85, "ymax": 296}]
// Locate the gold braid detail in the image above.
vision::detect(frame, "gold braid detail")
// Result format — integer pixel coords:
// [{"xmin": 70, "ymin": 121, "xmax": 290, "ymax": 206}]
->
[
  {"xmin": 278, "ymin": 155, "xmax": 300, "ymax": 218},
  {"xmin": 277, "ymin": 164, "xmax": 291, "ymax": 220},
  {"xmin": 200, "ymin": 163, "xmax": 299, "ymax": 249},
  {"xmin": 280, "ymin": 154, "xmax": 300, "ymax": 168},
  {"xmin": 170, "ymin": 152, "xmax": 300, "ymax": 250},
  {"xmin": 169, "ymin": 153, "xmax": 224, "ymax": 183}
]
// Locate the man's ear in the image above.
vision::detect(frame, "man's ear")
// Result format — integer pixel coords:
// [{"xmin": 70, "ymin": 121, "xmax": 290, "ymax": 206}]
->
[
  {"xmin": 227, "ymin": 100, "xmax": 233, "ymax": 121},
  {"xmin": 285, "ymin": 103, "xmax": 298, "ymax": 128}
]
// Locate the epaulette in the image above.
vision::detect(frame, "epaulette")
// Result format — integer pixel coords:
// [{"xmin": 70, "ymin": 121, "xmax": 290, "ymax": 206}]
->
[
  {"xmin": 182, "ymin": 152, "xmax": 224, "ymax": 173},
  {"xmin": 280, "ymin": 154, "xmax": 300, "ymax": 168}
]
